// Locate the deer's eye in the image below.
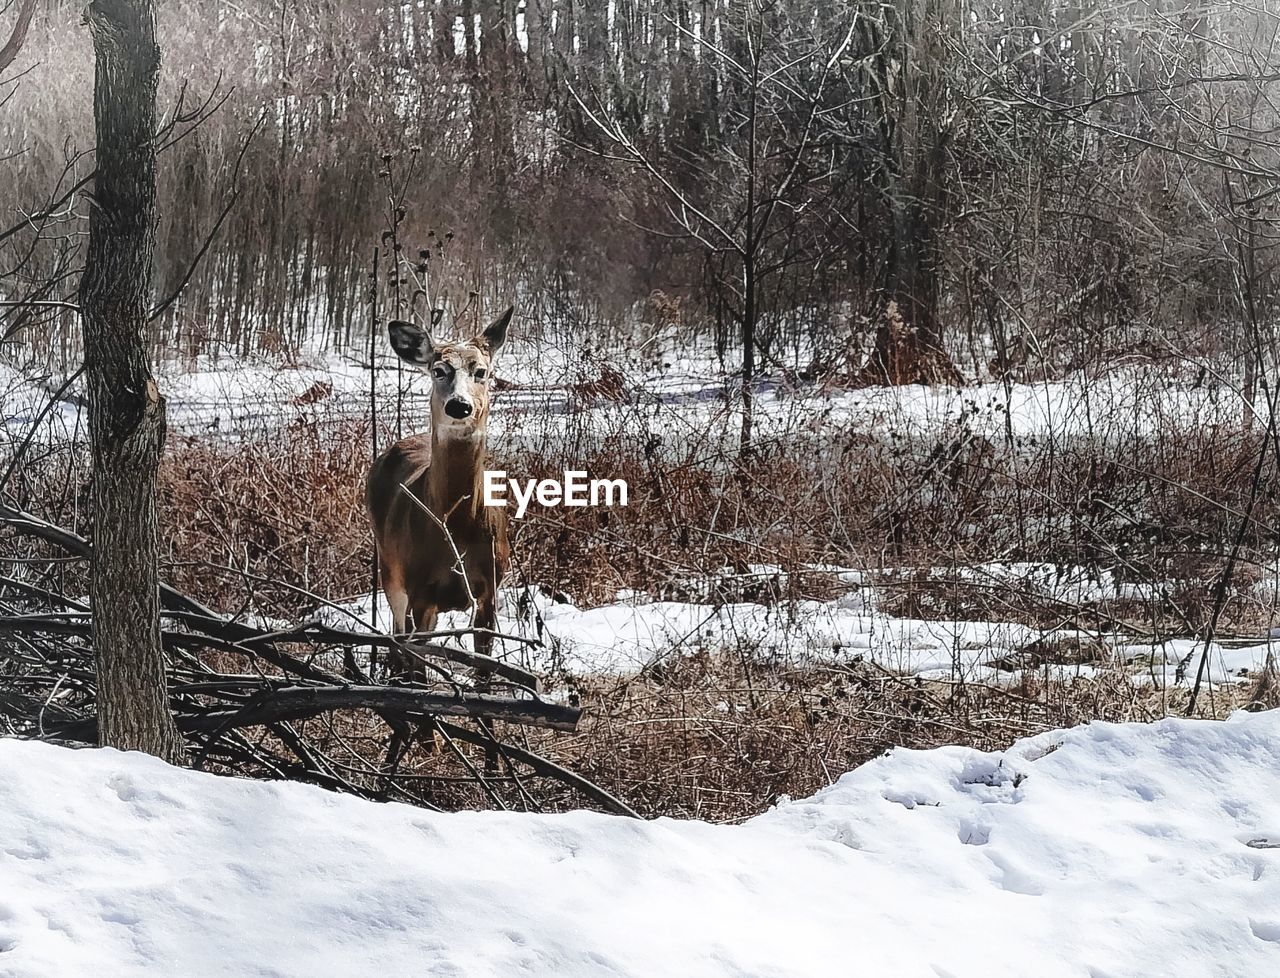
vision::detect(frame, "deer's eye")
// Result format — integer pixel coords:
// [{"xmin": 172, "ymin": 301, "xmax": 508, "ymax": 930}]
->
[
  {"xmin": 474, "ymin": 368, "xmax": 488, "ymax": 381},
  {"xmin": 432, "ymin": 365, "xmax": 449, "ymax": 380}
]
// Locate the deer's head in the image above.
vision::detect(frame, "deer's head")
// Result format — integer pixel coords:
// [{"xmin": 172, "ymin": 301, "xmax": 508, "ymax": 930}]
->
[{"xmin": 387, "ymin": 306, "xmax": 513, "ymax": 439}]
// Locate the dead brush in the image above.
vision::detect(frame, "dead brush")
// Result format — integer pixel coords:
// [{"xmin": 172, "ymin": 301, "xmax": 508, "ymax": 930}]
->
[
  {"xmin": 159, "ymin": 418, "xmax": 372, "ymax": 615},
  {"xmin": 17, "ymin": 387, "xmax": 1277, "ymax": 641},
  {"xmin": 7, "ymin": 364, "xmax": 1278, "ymax": 820},
  {"xmin": 1247, "ymin": 653, "xmax": 1280, "ymax": 711},
  {"xmin": 503, "ymin": 652, "xmax": 1251, "ymax": 822},
  {"xmin": 497, "ymin": 436, "xmax": 845, "ymax": 607}
]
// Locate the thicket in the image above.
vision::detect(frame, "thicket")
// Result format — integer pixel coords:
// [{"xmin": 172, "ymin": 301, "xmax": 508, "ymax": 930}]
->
[{"xmin": 1, "ymin": 0, "xmax": 1277, "ymax": 383}]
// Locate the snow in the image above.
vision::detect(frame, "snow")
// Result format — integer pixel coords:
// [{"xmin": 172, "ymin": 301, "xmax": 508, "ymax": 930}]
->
[
  {"xmin": 321, "ymin": 585, "xmax": 1278, "ymax": 688},
  {"xmin": 4, "ymin": 341, "xmax": 1263, "ymax": 449},
  {"xmin": 0, "ymin": 361, "xmax": 83, "ymax": 447},
  {"xmin": 7, "ymin": 345, "xmax": 1278, "ymax": 688},
  {"xmin": 142, "ymin": 352, "xmax": 1272, "ymax": 456},
  {"xmin": 3, "ymin": 710, "xmax": 1279, "ymax": 976},
  {"xmin": 149, "ymin": 348, "xmax": 1277, "ymax": 446}
]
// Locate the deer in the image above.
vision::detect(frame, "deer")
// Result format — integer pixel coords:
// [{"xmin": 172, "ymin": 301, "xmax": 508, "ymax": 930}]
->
[{"xmin": 366, "ymin": 306, "xmax": 513, "ymax": 676}]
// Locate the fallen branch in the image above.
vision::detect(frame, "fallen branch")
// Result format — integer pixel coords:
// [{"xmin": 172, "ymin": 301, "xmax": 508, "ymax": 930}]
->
[
  {"xmin": 435, "ymin": 720, "xmax": 640, "ymax": 819},
  {"xmin": 0, "ymin": 505, "xmax": 639, "ymax": 817},
  {"xmin": 0, "ymin": 504, "xmax": 539, "ymax": 688},
  {"xmin": 185, "ymin": 685, "xmax": 580, "ymax": 733}
]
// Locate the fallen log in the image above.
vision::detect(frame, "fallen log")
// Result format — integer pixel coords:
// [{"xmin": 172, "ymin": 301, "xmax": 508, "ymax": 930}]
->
[{"xmin": 186, "ymin": 685, "xmax": 580, "ymax": 733}]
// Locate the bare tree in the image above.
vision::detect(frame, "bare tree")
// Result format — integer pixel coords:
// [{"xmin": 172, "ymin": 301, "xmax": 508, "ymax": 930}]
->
[
  {"xmin": 850, "ymin": 0, "xmax": 963, "ymax": 384},
  {"xmin": 79, "ymin": 0, "xmax": 182, "ymax": 761},
  {"xmin": 563, "ymin": 1, "xmax": 854, "ymax": 452}
]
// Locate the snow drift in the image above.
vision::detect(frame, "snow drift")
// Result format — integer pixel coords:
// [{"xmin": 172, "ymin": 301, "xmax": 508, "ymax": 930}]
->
[{"xmin": 2, "ymin": 712, "xmax": 1278, "ymax": 977}]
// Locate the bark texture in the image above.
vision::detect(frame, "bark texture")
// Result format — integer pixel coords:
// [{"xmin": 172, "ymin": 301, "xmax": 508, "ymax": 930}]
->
[
  {"xmin": 0, "ymin": 0, "xmax": 37, "ymax": 76},
  {"xmin": 79, "ymin": 0, "xmax": 182, "ymax": 762},
  {"xmin": 858, "ymin": 0, "xmax": 961, "ymax": 387}
]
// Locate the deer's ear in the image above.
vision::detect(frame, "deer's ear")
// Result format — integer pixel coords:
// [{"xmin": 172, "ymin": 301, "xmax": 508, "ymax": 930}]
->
[
  {"xmin": 388, "ymin": 320, "xmax": 434, "ymax": 364},
  {"xmin": 481, "ymin": 306, "xmax": 514, "ymax": 357}
]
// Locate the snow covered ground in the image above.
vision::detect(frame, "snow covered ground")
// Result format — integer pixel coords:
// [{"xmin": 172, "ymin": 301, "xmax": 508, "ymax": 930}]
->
[
  {"xmin": 6, "ymin": 342, "xmax": 1277, "ymax": 688},
  {"xmin": 321, "ymin": 581, "xmax": 1277, "ymax": 690},
  {"xmin": 5, "ymin": 342, "xmax": 1278, "ymax": 974},
  {"xmin": 143, "ymin": 346, "xmax": 1259, "ymax": 449},
  {"xmin": 2, "ymin": 337, "xmax": 1262, "ymax": 450},
  {"xmin": 3, "ymin": 710, "xmax": 1279, "ymax": 977}
]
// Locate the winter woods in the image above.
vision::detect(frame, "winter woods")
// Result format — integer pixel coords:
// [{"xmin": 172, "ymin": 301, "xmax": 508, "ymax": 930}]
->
[{"xmin": 0, "ymin": 1, "xmax": 1276, "ymax": 382}]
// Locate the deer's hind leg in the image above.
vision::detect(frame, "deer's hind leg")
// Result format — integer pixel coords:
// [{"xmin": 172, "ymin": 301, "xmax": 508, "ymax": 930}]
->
[{"xmin": 410, "ymin": 602, "xmax": 438, "ymax": 635}]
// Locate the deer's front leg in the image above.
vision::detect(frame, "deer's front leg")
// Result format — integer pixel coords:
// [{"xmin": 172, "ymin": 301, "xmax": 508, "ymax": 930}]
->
[
  {"xmin": 474, "ymin": 592, "xmax": 497, "ymax": 659},
  {"xmin": 404, "ymin": 603, "xmax": 437, "ymax": 682},
  {"xmin": 472, "ymin": 591, "xmax": 500, "ymax": 774}
]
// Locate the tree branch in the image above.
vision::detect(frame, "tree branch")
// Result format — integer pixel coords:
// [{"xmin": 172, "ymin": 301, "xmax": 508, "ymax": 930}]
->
[{"xmin": 0, "ymin": 0, "xmax": 36, "ymax": 76}]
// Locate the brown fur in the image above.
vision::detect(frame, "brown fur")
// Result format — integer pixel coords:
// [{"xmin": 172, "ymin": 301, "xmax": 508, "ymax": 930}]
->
[
  {"xmin": 366, "ymin": 311, "xmax": 513, "ymax": 673},
  {"xmin": 368, "ymin": 433, "xmax": 509, "ymax": 637}
]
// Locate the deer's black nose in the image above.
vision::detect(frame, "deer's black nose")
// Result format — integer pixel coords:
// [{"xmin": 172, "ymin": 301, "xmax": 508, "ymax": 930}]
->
[{"xmin": 444, "ymin": 398, "xmax": 473, "ymax": 419}]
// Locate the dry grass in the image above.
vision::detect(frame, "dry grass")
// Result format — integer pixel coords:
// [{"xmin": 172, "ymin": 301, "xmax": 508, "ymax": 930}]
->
[
  {"xmin": 6, "ymin": 385, "xmax": 1276, "ymax": 818},
  {"xmin": 158, "ymin": 422, "xmax": 373, "ymax": 616},
  {"xmin": 548, "ymin": 654, "xmax": 1251, "ymax": 821},
  {"xmin": 271, "ymin": 651, "xmax": 1250, "ymax": 821},
  {"xmin": 138, "ymin": 404, "xmax": 1279, "ymax": 637}
]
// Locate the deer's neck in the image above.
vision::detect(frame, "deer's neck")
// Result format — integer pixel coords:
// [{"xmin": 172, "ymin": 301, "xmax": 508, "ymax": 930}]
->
[{"xmin": 428, "ymin": 428, "xmax": 487, "ymax": 520}]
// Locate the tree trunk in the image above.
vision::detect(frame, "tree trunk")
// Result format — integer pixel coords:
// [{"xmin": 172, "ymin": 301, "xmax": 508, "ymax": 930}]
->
[
  {"xmin": 474, "ymin": 0, "xmax": 515, "ymax": 226},
  {"xmin": 738, "ymin": 23, "xmax": 761, "ymax": 458},
  {"xmin": 859, "ymin": 0, "xmax": 960, "ymax": 387},
  {"xmin": 79, "ymin": 0, "xmax": 182, "ymax": 763},
  {"xmin": 0, "ymin": 0, "xmax": 37, "ymax": 76}
]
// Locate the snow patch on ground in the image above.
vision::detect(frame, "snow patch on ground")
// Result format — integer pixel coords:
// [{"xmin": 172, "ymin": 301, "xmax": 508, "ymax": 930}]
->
[
  {"xmin": 9, "ymin": 349, "xmax": 1278, "ymax": 686},
  {"xmin": 4, "ymin": 347, "xmax": 1262, "ymax": 447},
  {"xmin": 321, "ymin": 585, "xmax": 1277, "ymax": 687},
  {"xmin": 2, "ymin": 710, "xmax": 1279, "ymax": 976}
]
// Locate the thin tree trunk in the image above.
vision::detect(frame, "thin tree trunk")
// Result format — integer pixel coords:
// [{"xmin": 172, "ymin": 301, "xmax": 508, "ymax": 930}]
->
[
  {"xmin": 0, "ymin": 0, "xmax": 37, "ymax": 76},
  {"xmin": 80, "ymin": 0, "xmax": 182, "ymax": 763},
  {"xmin": 740, "ymin": 58, "xmax": 758, "ymax": 458},
  {"xmin": 859, "ymin": 0, "xmax": 960, "ymax": 387},
  {"xmin": 733, "ymin": 7, "xmax": 765, "ymax": 460}
]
